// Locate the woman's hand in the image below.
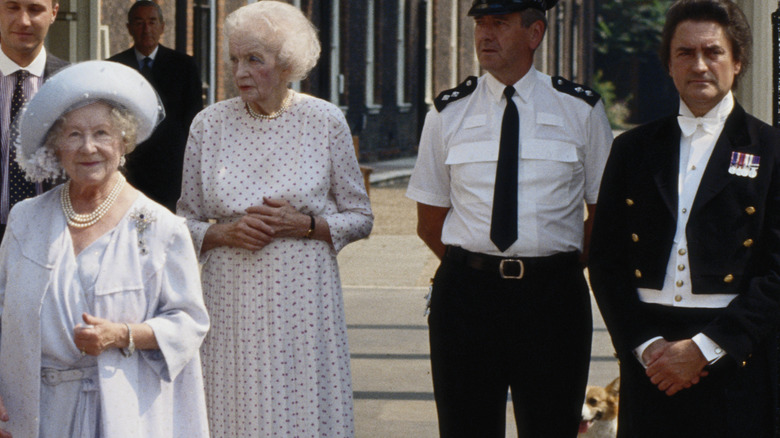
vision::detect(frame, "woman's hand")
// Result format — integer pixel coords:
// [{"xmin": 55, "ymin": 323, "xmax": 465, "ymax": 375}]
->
[
  {"xmin": 202, "ymin": 213, "xmax": 275, "ymax": 253},
  {"xmin": 246, "ymin": 198, "xmax": 310, "ymax": 238},
  {"xmin": 0, "ymin": 393, "xmax": 10, "ymax": 438},
  {"xmin": 73, "ymin": 313, "xmax": 124, "ymax": 356}
]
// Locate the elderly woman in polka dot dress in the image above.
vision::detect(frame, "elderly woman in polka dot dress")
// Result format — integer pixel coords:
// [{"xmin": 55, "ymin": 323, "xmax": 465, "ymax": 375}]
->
[{"xmin": 176, "ymin": 1, "xmax": 373, "ymax": 436}]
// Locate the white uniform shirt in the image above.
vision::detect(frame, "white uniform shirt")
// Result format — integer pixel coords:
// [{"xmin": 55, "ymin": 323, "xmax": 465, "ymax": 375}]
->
[
  {"xmin": 635, "ymin": 93, "xmax": 735, "ymax": 365},
  {"xmin": 407, "ymin": 68, "xmax": 613, "ymax": 256}
]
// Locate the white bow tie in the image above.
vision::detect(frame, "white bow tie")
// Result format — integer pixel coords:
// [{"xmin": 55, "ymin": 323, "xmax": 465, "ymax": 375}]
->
[{"xmin": 677, "ymin": 114, "xmax": 719, "ymax": 137}]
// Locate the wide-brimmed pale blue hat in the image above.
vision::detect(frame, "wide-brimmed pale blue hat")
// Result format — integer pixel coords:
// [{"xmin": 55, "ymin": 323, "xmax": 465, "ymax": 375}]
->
[{"xmin": 14, "ymin": 60, "xmax": 165, "ymax": 181}]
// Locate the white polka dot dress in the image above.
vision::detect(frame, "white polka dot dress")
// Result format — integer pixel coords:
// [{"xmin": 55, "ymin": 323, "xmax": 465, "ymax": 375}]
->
[{"xmin": 178, "ymin": 92, "xmax": 373, "ymax": 437}]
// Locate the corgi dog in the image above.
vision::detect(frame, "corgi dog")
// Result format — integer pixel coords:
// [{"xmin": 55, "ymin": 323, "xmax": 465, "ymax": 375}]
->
[{"xmin": 578, "ymin": 377, "xmax": 620, "ymax": 438}]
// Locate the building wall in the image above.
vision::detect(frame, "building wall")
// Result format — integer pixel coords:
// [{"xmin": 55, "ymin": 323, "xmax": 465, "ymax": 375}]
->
[
  {"xmin": 60, "ymin": 0, "xmax": 593, "ymax": 161},
  {"xmin": 735, "ymin": 0, "xmax": 775, "ymax": 125},
  {"xmin": 101, "ymin": 0, "xmax": 178, "ymax": 57}
]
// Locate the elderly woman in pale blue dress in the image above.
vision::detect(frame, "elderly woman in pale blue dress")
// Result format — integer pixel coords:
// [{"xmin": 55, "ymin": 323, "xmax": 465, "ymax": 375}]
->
[
  {"xmin": 0, "ymin": 61, "xmax": 209, "ymax": 438},
  {"xmin": 177, "ymin": 2, "xmax": 372, "ymax": 436}
]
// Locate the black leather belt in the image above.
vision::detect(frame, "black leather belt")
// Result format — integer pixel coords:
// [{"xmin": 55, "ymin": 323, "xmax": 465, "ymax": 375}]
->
[{"xmin": 444, "ymin": 246, "xmax": 578, "ymax": 280}]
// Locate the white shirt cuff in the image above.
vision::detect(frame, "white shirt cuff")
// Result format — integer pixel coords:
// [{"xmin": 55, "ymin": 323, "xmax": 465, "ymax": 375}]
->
[
  {"xmin": 691, "ymin": 333, "xmax": 726, "ymax": 364},
  {"xmin": 633, "ymin": 336, "xmax": 663, "ymax": 368}
]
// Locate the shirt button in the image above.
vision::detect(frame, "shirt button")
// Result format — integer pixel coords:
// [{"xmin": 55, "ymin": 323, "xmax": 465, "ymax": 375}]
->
[
  {"xmin": 676, "ymin": 280, "xmax": 684, "ymax": 287},
  {"xmin": 678, "ymin": 264, "xmax": 685, "ymax": 271},
  {"xmin": 743, "ymin": 239, "xmax": 754, "ymax": 248},
  {"xmin": 681, "ymin": 208, "xmax": 688, "ymax": 214},
  {"xmin": 675, "ymin": 295, "xmax": 683, "ymax": 302},
  {"xmin": 715, "ymin": 347, "xmax": 723, "ymax": 355},
  {"xmin": 691, "ymin": 165, "xmax": 697, "ymax": 170},
  {"xmin": 631, "ymin": 233, "xmax": 639, "ymax": 242},
  {"xmin": 678, "ymin": 248, "xmax": 687, "ymax": 256}
]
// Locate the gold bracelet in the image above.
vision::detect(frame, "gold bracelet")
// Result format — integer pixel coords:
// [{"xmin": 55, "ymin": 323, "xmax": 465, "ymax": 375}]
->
[{"xmin": 305, "ymin": 215, "xmax": 315, "ymax": 238}]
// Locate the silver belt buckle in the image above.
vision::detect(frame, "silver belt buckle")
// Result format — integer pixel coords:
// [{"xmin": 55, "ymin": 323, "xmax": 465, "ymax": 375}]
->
[
  {"xmin": 41, "ymin": 369, "xmax": 63, "ymax": 386},
  {"xmin": 499, "ymin": 258, "xmax": 524, "ymax": 279}
]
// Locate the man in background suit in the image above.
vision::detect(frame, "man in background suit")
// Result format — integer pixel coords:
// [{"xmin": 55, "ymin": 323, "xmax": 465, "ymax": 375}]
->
[
  {"xmin": 589, "ymin": 0, "xmax": 780, "ymax": 436},
  {"xmin": 109, "ymin": 0, "xmax": 202, "ymax": 211},
  {"xmin": 0, "ymin": 0, "xmax": 67, "ymax": 242}
]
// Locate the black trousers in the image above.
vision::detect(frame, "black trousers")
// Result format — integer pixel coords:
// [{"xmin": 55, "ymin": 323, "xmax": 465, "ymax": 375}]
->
[
  {"xmin": 428, "ymin": 249, "xmax": 592, "ymax": 438},
  {"xmin": 617, "ymin": 303, "xmax": 776, "ymax": 438}
]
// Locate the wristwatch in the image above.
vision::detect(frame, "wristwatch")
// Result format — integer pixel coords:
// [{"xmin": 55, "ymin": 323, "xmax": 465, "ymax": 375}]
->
[
  {"xmin": 121, "ymin": 323, "xmax": 135, "ymax": 357},
  {"xmin": 304, "ymin": 215, "xmax": 316, "ymax": 238}
]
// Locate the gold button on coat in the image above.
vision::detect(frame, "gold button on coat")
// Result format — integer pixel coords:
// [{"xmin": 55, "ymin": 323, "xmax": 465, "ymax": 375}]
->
[
  {"xmin": 634, "ymin": 270, "xmax": 642, "ymax": 278},
  {"xmin": 631, "ymin": 234, "xmax": 639, "ymax": 242},
  {"xmin": 743, "ymin": 239, "xmax": 754, "ymax": 248},
  {"xmin": 746, "ymin": 206, "xmax": 756, "ymax": 215},
  {"xmin": 724, "ymin": 274, "xmax": 734, "ymax": 283},
  {"xmin": 626, "ymin": 199, "xmax": 635, "ymax": 206}
]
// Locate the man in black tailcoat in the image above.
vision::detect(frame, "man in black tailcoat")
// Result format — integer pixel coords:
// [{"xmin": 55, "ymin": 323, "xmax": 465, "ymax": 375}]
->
[
  {"xmin": 109, "ymin": 0, "xmax": 202, "ymax": 211},
  {"xmin": 589, "ymin": 1, "xmax": 780, "ymax": 436}
]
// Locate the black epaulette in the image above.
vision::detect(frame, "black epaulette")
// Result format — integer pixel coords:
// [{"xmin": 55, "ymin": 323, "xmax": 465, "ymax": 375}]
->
[
  {"xmin": 551, "ymin": 76, "xmax": 600, "ymax": 107},
  {"xmin": 434, "ymin": 76, "xmax": 478, "ymax": 112}
]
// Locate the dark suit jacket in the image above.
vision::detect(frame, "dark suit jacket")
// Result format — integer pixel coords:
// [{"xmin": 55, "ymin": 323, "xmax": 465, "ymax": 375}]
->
[
  {"xmin": 43, "ymin": 53, "xmax": 69, "ymax": 81},
  {"xmin": 588, "ymin": 103, "xmax": 780, "ymax": 365},
  {"xmin": 108, "ymin": 45, "xmax": 202, "ymax": 211}
]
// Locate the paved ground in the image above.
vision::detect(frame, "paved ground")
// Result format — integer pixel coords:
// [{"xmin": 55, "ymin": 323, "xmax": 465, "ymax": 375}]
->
[{"xmin": 338, "ymin": 166, "xmax": 620, "ymax": 437}]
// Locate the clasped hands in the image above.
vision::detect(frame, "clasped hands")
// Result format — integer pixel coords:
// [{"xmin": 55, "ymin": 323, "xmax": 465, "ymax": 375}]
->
[
  {"xmin": 0, "ymin": 313, "xmax": 129, "ymax": 434},
  {"xmin": 642, "ymin": 338, "xmax": 710, "ymax": 396},
  {"xmin": 219, "ymin": 198, "xmax": 310, "ymax": 251}
]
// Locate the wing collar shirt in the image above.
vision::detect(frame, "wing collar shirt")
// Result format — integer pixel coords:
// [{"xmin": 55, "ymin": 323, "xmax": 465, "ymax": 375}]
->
[
  {"xmin": 407, "ymin": 67, "xmax": 613, "ymax": 257},
  {"xmin": 634, "ymin": 91, "xmax": 736, "ymax": 365},
  {"xmin": 0, "ymin": 48, "xmax": 46, "ymax": 224}
]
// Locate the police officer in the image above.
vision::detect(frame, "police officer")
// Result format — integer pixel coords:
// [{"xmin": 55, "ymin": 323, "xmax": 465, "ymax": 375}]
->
[
  {"xmin": 589, "ymin": 0, "xmax": 780, "ymax": 436},
  {"xmin": 406, "ymin": 0, "xmax": 612, "ymax": 436}
]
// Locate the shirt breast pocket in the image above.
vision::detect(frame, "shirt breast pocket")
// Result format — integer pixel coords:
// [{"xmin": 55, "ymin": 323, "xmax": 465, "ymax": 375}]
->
[
  {"xmin": 520, "ymin": 139, "xmax": 579, "ymax": 206},
  {"xmin": 445, "ymin": 141, "xmax": 499, "ymax": 205}
]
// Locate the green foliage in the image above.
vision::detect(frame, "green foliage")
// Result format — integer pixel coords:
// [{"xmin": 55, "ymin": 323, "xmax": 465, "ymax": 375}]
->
[
  {"xmin": 594, "ymin": 0, "xmax": 674, "ymax": 123},
  {"xmin": 592, "ymin": 70, "xmax": 633, "ymax": 130},
  {"xmin": 595, "ymin": 0, "xmax": 673, "ymax": 58}
]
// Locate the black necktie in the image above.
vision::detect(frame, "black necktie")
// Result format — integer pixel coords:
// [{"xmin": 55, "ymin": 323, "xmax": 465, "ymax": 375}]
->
[
  {"xmin": 141, "ymin": 57, "xmax": 153, "ymax": 80},
  {"xmin": 490, "ymin": 86, "xmax": 519, "ymax": 252},
  {"xmin": 8, "ymin": 70, "xmax": 36, "ymax": 209}
]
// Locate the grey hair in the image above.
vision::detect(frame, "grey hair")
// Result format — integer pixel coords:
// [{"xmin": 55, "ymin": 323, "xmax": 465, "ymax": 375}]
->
[
  {"xmin": 44, "ymin": 100, "xmax": 139, "ymax": 157},
  {"xmin": 224, "ymin": 0, "xmax": 321, "ymax": 82}
]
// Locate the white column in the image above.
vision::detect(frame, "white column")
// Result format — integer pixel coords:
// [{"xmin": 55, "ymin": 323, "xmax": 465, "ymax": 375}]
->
[{"xmin": 734, "ymin": 0, "xmax": 773, "ymax": 124}]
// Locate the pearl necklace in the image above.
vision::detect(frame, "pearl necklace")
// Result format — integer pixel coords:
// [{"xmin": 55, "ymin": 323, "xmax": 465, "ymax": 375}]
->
[
  {"xmin": 61, "ymin": 174, "xmax": 126, "ymax": 228},
  {"xmin": 246, "ymin": 91, "xmax": 294, "ymax": 120}
]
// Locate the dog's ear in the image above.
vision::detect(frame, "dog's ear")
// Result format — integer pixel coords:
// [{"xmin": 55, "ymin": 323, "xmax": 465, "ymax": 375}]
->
[{"xmin": 605, "ymin": 377, "xmax": 620, "ymax": 396}]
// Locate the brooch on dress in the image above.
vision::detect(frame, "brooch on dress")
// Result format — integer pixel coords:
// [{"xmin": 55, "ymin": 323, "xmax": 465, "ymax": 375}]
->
[
  {"xmin": 130, "ymin": 207, "xmax": 156, "ymax": 255},
  {"xmin": 729, "ymin": 152, "xmax": 760, "ymax": 179}
]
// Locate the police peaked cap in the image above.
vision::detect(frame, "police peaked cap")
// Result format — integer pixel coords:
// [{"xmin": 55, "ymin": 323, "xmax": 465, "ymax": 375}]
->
[{"xmin": 468, "ymin": 0, "xmax": 558, "ymax": 16}]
